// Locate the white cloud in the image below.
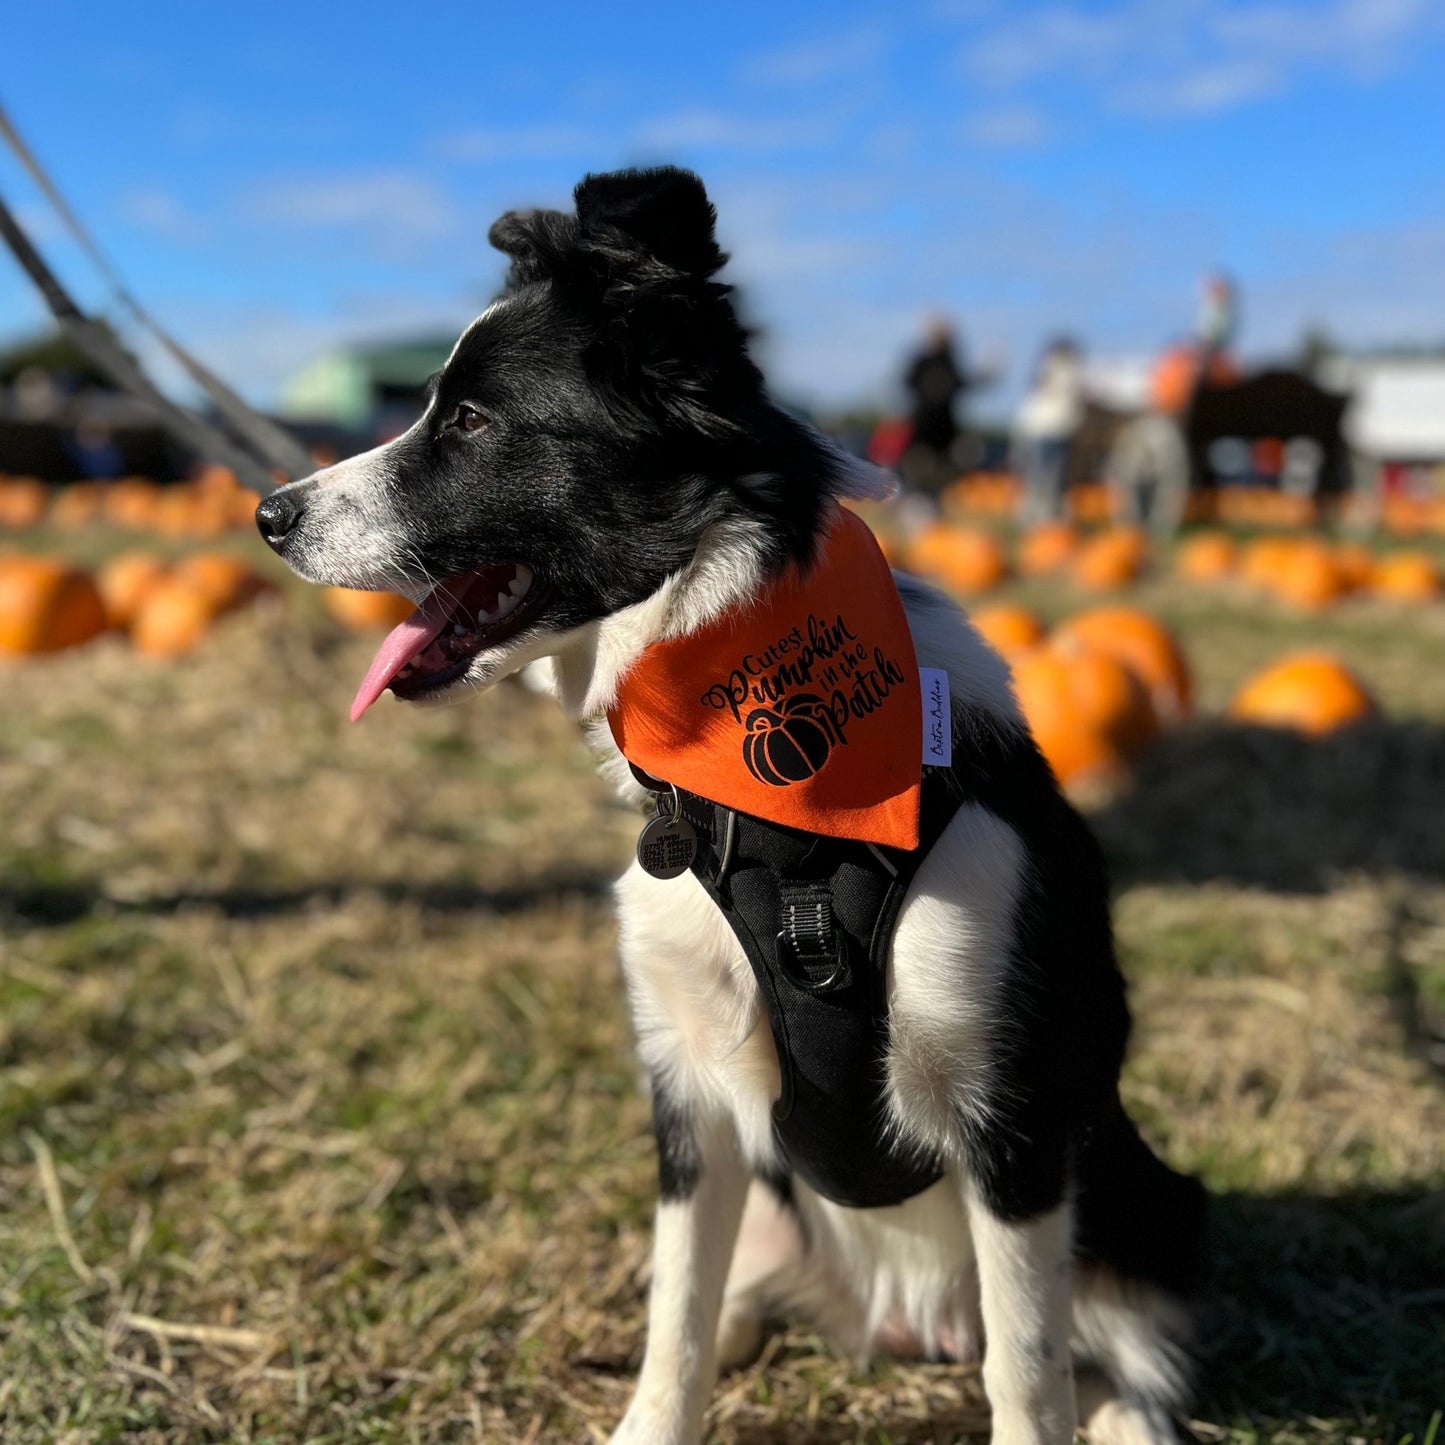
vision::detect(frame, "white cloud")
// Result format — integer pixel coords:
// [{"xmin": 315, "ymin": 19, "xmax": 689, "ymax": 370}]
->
[
  {"xmin": 963, "ymin": 7, "xmax": 1133, "ymax": 88},
  {"xmin": 960, "ymin": 106, "xmax": 1052, "ymax": 148},
  {"xmin": 118, "ymin": 187, "xmax": 211, "ymax": 244},
  {"xmin": 1210, "ymin": 0, "xmax": 1434, "ymax": 75},
  {"xmin": 238, "ymin": 171, "xmax": 460, "ymax": 240},
  {"xmin": 433, "ymin": 123, "xmax": 598, "ymax": 164},
  {"xmin": 1117, "ymin": 59, "xmax": 1282, "ymax": 117},
  {"xmin": 960, "ymin": 0, "xmax": 1439, "ymax": 117},
  {"xmin": 631, "ymin": 107, "xmax": 843, "ymax": 155},
  {"xmin": 742, "ymin": 23, "xmax": 887, "ymax": 87}
]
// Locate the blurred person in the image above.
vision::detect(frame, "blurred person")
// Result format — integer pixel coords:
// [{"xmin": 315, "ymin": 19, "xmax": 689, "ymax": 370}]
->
[
  {"xmin": 900, "ymin": 316, "xmax": 971, "ymax": 489},
  {"xmin": 905, "ymin": 317, "xmax": 963, "ymax": 452},
  {"xmin": 1013, "ymin": 337, "xmax": 1085, "ymax": 524},
  {"xmin": 1195, "ymin": 271, "xmax": 1238, "ymax": 355},
  {"xmin": 68, "ymin": 418, "xmax": 124, "ymax": 479},
  {"xmin": 1149, "ymin": 272, "xmax": 1241, "ymax": 414}
]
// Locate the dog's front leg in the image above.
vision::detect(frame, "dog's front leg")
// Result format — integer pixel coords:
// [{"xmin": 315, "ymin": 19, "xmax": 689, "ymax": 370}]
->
[
  {"xmin": 610, "ymin": 1087, "xmax": 748, "ymax": 1445},
  {"xmin": 966, "ymin": 1185, "xmax": 1077, "ymax": 1445}
]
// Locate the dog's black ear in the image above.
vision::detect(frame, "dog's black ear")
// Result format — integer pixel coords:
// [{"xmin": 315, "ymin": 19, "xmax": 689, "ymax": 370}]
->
[
  {"xmin": 574, "ymin": 166, "xmax": 724, "ymax": 279},
  {"xmin": 487, "ymin": 207, "xmax": 575, "ymax": 286},
  {"xmin": 487, "ymin": 209, "xmax": 543, "ymax": 260}
]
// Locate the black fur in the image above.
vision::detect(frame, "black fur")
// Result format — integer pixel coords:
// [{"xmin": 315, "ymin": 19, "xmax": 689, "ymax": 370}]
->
[
  {"xmin": 649, "ymin": 1072, "xmax": 702, "ymax": 1202},
  {"xmin": 267, "ymin": 167, "xmax": 840, "ymax": 654},
  {"xmin": 891, "ymin": 582, "xmax": 1207, "ymax": 1300}
]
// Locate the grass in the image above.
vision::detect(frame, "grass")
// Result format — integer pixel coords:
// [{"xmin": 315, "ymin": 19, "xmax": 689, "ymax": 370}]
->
[{"xmin": 1, "ymin": 530, "xmax": 1443, "ymax": 1442}]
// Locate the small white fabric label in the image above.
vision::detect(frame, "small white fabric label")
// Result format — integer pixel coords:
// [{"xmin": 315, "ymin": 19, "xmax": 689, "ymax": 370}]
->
[{"xmin": 919, "ymin": 667, "xmax": 952, "ymax": 768}]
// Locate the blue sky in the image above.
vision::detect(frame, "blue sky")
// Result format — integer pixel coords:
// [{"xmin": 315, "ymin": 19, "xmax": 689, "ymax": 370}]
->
[{"xmin": 3, "ymin": 0, "xmax": 1443, "ymax": 414}]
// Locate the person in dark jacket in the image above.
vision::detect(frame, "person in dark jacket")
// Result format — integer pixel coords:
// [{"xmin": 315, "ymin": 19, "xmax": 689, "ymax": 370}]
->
[{"xmin": 905, "ymin": 317, "xmax": 965, "ymax": 460}]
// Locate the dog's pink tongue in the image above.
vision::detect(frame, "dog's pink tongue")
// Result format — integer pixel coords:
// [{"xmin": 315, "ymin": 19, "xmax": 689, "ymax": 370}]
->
[{"xmin": 350, "ymin": 592, "xmax": 453, "ymax": 722}]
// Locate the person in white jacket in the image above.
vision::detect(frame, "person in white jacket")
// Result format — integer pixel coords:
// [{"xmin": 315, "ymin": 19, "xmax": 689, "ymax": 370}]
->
[{"xmin": 1014, "ymin": 338, "xmax": 1085, "ymax": 525}]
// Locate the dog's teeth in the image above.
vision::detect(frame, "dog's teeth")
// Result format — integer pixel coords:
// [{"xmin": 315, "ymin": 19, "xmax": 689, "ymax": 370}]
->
[
  {"xmin": 509, "ymin": 565, "xmax": 533, "ymax": 597},
  {"xmin": 495, "ymin": 590, "xmax": 518, "ymax": 617},
  {"xmin": 452, "ymin": 622, "xmax": 469, "ymax": 635}
]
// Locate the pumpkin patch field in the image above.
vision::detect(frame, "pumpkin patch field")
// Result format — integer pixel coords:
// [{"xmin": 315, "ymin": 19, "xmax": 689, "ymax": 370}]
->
[{"xmin": 1, "ymin": 487, "xmax": 1444, "ymax": 1445}]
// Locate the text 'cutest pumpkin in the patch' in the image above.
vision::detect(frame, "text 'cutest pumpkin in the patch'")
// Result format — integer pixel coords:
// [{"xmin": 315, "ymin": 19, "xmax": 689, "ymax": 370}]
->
[{"xmin": 609, "ymin": 506, "xmax": 924, "ymax": 850}]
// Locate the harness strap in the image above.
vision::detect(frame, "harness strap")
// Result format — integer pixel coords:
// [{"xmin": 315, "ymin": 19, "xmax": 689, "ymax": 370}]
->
[{"xmin": 634, "ymin": 758, "xmax": 967, "ymax": 1209}]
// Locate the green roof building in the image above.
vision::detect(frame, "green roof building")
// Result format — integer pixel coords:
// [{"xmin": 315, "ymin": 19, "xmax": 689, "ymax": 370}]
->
[{"xmin": 278, "ymin": 335, "xmax": 457, "ymax": 429}]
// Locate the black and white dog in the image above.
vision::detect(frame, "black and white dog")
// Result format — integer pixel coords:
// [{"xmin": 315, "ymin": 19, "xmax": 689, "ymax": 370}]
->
[{"xmin": 257, "ymin": 166, "xmax": 1206, "ymax": 1445}]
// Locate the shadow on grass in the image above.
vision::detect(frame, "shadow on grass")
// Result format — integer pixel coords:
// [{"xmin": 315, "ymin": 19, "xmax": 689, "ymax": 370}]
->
[
  {"xmin": 716, "ymin": 1188, "xmax": 1445, "ymax": 1445},
  {"xmin": 0, "ymin": 870, "xmax": 615, "ymax": 927},
  {"xmin": 1093, "ymin": 720, "xmax": 1445, "ymax": 894},
  {"xmin": 1196, "ymin": 1186, "xmax": 1445, "ymax": 1438}
]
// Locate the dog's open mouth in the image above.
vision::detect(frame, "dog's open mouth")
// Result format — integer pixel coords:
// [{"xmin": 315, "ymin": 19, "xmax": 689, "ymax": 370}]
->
[{"xmin": 350, "ymin": 562, "xmax": 543, "ymax": 720}]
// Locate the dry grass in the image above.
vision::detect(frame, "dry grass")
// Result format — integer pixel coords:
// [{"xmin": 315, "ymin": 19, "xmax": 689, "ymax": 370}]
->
[{"xmin": 1, "ymin": 539, "xmax": 1443, "ymax": 1443}]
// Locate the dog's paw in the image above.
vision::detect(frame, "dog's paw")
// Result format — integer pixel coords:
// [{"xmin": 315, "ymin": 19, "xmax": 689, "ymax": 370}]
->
[
  {"xmin": 714, "ymin": 1302, "xmax": 765, "ymax": 1371},
  {"xmin": 608, "ymin": 1399, "xmax": 697, "ymax": 1445}
]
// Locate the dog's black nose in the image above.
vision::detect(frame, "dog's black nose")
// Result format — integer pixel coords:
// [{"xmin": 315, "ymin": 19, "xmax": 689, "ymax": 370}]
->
[{"xmin": 255, "ymin": 488, "xmax": 306, "ymax": 551}]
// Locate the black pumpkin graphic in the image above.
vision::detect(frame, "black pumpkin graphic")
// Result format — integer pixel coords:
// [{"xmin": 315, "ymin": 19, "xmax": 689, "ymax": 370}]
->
[{"xmin": 742, "ymin": 694, "xmax": 833, "ymax": 786}]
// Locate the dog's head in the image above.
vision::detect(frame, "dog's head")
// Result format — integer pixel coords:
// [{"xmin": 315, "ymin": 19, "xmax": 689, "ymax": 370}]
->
[{"xmin": 258, "ymin": 166, "xmax": 886, "ymax": 717}]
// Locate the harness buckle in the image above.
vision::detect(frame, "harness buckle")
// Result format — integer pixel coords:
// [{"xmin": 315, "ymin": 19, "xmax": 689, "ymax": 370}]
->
[{"xmin": 774, "ymin": 929, "xmax": 850, "ymax": 992}]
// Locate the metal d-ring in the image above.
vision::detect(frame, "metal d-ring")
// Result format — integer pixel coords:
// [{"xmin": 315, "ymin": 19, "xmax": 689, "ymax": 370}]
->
[
  {"xmin": 659, "ymin": 781, "xmax": 684, "ymax": 824},
  {"xmin": 775, "ymin": 929, "xmax": 850, "ymax": 993}
]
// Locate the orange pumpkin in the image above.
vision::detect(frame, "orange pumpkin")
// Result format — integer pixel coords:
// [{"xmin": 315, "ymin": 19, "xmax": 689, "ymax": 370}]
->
[
  {"xmin": 49, "ymin": 482, "xmax": 107, "ymax": 530},
  {"xmin": 104, "ymin": 478, "xmax": 164, "ymax": 529},
  {"xmin": 1029, "ymin": 717, "xmax": 1125, "ymax": 790},
  {"xmin": 1023, "ymin": 647, "xmax": 1156, "ymax": 757},
  {"xmin": 1054, "ymin": 607, "xmax": 1192, "ymax": 720},
  {"xmin": 873, "ymin": 530, "xmax": 903, "ymax": 567},
  {"xmin": 1371, "ymin": 551, "xmax": 1440, "ymax": 602},
  {"xmin": 1239, "ymin": 536, "xmax": 1296, "ymax": 589},
  {"xmin": 322, "ymin": 587, "xmax": 416, "ymax": 630},
  {"xmin": 942, "ymin": 472, "xmax": 1018, "ymax": 518},
  {"xmin": 1382, "ymin": 493, "xmax": 1429, "ymax": 537},
  {"xmin": 1011, "ymin": 646, "xmax": 1154, "ymax": 785},
  {"xmin": 170, "ymin": 553, "xmax": 269, "ymax": 614},
  {"xmin": 1017, "ymin": 522, "xmax": 1079, "ymax": 577},
  {"xmin": 1332, "ymin": 542, "xmax": 1377, "ymax": 591},
  {"xmin": 1067, "ymin": 483, "xmax": 1112, "ymax": 523},
  {"xmin": 194, "ymin": 464, "xmax": 240, "ymax": 497},
  {"xmin": 130, "ymin": 578, "xmax": 221, "ymax": 657},
  {"xmin": 1229, "ymin": 653, "xmax": 1376, "ymax": 736},
  {"xmin": 970, "ymin": 603, "xmax": 1047, "ymax": 658},
  {"xmin": 230, "ymin": 487, "xmax": 264, "ymax": 528},
  {"xmin": 1174, "ymin": 530, "xmax": 1236, "ymax": 583},
  {"xmin": 154, "ymin": 486, "xmax": 205, "ymax": 538},
  {"xmin": 97, "ymin": 551, "xmax": 172, "ymax": 630},
  {"xmin": 1071, "ymin": 527, "xmax": 1148, "ymax": 592},
  {"xmin": 0, "ymin": 556, "xmax": 108, "ymax": 655},
  {"xmin": 906, "ymin": 523, "xmax": 1009, "ymax": 595},
  {"xmin": 1269, "ymin": 541, "xmax": 1345, "ymax": 611},
  {"xmin": 0, "ymin": 477, "xmax": 49, "ymax": 530}
]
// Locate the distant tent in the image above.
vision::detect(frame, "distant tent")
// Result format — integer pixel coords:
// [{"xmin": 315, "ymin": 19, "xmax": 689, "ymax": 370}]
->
[{"xmin": 0, "ymin": 326, "xmax": 124, "ymax": 389}]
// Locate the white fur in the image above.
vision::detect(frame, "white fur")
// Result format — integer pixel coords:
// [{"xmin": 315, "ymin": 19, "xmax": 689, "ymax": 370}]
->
[
  {"xmin": 883, "ymin": 803, "xmax": 1026, "ymax": 1157},
  {"xmin": 551, "ymin": 513, "xmax": 772, "ymax": 720},
  {"xmin": 612, "ymin": 1128, "xmax": 749, "ymax": 1445},
  {"xmin": 268, "ymin": 431, "xmax": 429, "ymax": 596},
  {"xmin": 968, "ymin": 1196, "xmax": 1078, "ymax": 1445}
]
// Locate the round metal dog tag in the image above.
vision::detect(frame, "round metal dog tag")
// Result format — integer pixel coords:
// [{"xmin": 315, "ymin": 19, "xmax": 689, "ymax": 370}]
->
[{"xmin": 636, "ymin": 814, "xmax": 697, "ymax": 880}]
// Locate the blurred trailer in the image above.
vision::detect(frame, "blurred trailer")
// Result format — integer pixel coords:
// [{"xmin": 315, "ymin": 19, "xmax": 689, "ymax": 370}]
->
[{"xmin": 1319, "ymin": 356, "xmax": 1445, "ymax": 477}]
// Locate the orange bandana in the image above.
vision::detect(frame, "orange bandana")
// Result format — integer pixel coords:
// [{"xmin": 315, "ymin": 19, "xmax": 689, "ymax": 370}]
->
[{"xmin": 608, "ymin": 505, "xmax": 922, "ymax": 850}]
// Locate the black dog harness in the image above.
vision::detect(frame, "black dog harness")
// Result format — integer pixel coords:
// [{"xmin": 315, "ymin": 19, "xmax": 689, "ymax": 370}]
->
[{"xmin": 634, "ymin": 761, "xmax": 965, "ymax": 1209}]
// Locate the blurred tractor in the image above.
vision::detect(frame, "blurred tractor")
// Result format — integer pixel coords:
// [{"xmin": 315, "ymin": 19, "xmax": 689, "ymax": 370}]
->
[{"xmin": 1103, "ymin": 350, "xmax": 1352, "ymax": 534}]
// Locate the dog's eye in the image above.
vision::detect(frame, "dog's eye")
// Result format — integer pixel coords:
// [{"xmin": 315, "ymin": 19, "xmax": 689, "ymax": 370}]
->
[{"xmin": 452, "ymin": 403, "xmax": 489, "ymax": 433}]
